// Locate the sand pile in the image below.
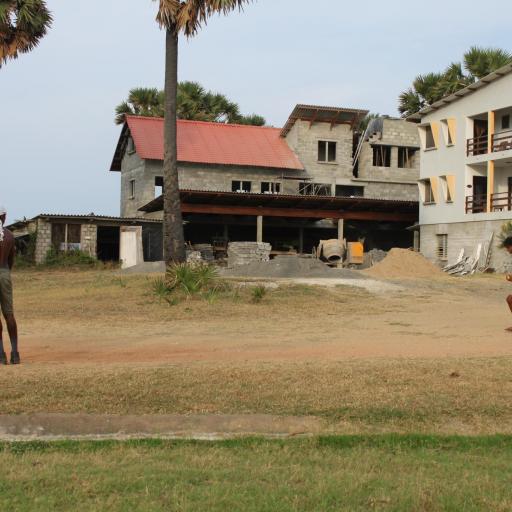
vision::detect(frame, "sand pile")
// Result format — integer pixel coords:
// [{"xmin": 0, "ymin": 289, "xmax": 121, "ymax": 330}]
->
[
  {"xmin": 364, "ymin": 248, "xmax": 444, "ymax": 279},
  {"xmin": 221, "ymin": 255, "xmax": 363, "ymax": 279}
]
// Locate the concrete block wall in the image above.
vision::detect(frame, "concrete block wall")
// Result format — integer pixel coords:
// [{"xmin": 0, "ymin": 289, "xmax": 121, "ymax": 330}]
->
[
  {"xmin": 34, "ymin": 219, "xmax": 52, "ymax": 264},
  {"xmin": 420, "ymin": 219, "xmax": 512, "ymax": 272},
  {"xmin": 80, "ymin": 224, "xmax": 98, "ymax": 258},
  {"xmin": 285, "ymin": 120, "xmax": 354, "ymax": 191},
  {"xmin": 358, "ymin": 119, "xmax": 420, "ymax": 193},
  {"xmin": 363, "ymin": 181, "xmax": 419, "ymax": 202}
]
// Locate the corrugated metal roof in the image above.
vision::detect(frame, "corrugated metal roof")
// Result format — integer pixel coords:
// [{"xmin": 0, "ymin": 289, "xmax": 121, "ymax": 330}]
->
[
  {"xmin": 408, "ymin": 62, "xmax": 512, "ymax": 121},
  {"xmin": 117, "ymin": 116, "xmax": 304, "ymax": 171},
  {"xmin": 140, "ymin": 189, "xmax": 418, "ymax": 214},
  {"xmin": 280, "ymin": 104, "xmax": 369, "ymax": 137}
]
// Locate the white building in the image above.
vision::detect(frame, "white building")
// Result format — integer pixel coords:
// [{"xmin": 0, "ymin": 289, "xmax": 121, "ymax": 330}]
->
[{"xmin": 411, "ymin": 63, "xmax": 512, "ymax": 271}]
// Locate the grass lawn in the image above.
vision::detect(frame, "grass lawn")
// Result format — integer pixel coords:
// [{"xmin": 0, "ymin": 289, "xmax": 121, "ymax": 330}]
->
[{"xmin": 1, "ymin": 436, "xmax": 512, "ymax": 511}]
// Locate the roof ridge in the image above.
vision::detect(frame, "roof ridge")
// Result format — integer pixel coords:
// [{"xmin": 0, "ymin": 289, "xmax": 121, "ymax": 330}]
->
[{"xmin": 125, "ymin": 115, "xmax": 279, "ymax": 130}]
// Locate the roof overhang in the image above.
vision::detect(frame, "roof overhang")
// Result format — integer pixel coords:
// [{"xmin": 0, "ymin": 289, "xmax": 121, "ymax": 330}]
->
[
  {"xmin": 140, "ymin": 190, "xmax": 418, "ymax": 223},
  {"xmin": 280, "ymin": 104, "xmax": 369, "ymax": 137},
  {"xmin": 110, "ymin": 123, "xmax": 130, "ymax": 172},
  {"xmin": 408, "ymin": 62, "xmax": 512, "ymax": 121}
]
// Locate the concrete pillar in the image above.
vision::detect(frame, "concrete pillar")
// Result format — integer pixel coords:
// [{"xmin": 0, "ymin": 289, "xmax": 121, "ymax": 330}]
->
[
  {"xmin": 223, "ymin": 224, "xmax": 229, "ymax": 240},
  {"xmin": 257, "ymin": 216, "xmax": 263, "ymax": 243},
  {"xmin": 391, "ymin": 146, "xmax": 399, "ymax": 168},
  {"xmin": 337, "ymin": 219, "xmax": 344, "ymax": 242},
  {"xmin": 414, "ymin": 231, "xmax": 420, "ymax": 252},
  {"xmin": 299, "ymin": 228, "xmax": 304, "ymax": 254}
]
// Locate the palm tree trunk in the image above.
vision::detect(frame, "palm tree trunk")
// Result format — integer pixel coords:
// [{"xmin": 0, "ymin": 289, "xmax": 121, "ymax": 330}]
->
[{"xmin": 163, "ymin": 27, "xmax": 186, "ymax": 264}]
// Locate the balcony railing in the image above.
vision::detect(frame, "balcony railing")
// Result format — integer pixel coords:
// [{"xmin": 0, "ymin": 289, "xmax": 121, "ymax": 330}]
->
[
  {"xmin": 492, "ymin": 130, "xmax": 512, "ymax": 152},
  {"xmin": 466, "ymin": 135, "xmax": 488, "ymax": 157},
  {"xmin": 465, "ymin": 194, "xmax": 488, "ymax": 213},
  {"xmin": 466, "ymin": 192, "xmax": 512, "ymax": 213}
]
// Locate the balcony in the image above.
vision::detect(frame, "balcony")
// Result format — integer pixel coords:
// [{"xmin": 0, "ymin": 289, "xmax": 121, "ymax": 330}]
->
[
  {"xmin": 466, "ymin": 135, "xmax": 488, "ymax": 157},
  {"xmin": 492, "ymin": 129, "xmax": 512, "ymax": 153},
  {"xmin": 466, "ymin": 192, "xmax": 512, "ymax": 214}
]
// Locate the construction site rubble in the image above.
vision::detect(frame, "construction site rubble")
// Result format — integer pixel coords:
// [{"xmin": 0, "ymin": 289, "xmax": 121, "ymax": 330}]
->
[
  {"xmin": 227, "ymin": 242, "xmax": 272, "ymax": 267},
  {"xmin": 364, "ymin": 248, "xmax": 445, "ymax": 279},
  {"xmin": 442, "ymin": 233, "xmax": 494, "ymax": 276},
  {"xmin": 222, "ymin": 254, "xmax": 364, "ymax": 279}
]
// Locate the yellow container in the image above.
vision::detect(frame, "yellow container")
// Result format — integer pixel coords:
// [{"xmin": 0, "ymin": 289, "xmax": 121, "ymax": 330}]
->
[{"xmin": 347, "ymin": 242, "xmax": 364, "ymax": 265}]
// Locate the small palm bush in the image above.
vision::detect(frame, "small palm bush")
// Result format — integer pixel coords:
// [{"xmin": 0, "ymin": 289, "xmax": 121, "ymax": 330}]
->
[
  {"xmin": 165, "ymin": 263, "xmax": 219, "ymax": 295},
  {"xmin": 498, "ymin": 221, "xmax": 512, "ymax": 248}
]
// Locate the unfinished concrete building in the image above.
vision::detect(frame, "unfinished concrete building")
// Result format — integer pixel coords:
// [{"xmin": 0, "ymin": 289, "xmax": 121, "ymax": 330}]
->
[{"xmin": 108, "ymin": 105, "xmax": 419, "ymax": 257}]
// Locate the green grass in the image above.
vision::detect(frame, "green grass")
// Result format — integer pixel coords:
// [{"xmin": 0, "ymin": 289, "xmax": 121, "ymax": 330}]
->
[{"xmin": 1, "ymin": 436, "xmax": 512, "ymax": 511}]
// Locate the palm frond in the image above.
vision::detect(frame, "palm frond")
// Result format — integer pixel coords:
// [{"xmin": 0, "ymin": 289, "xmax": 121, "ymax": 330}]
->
[{"xmin": 0, "ymin": 0, "xmax": 52, "ymax": 67}]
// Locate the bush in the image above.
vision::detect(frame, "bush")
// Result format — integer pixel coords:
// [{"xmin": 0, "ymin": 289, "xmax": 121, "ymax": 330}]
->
[
  {"xmin": 251, "ymin": 285, "xmax": 267, "ymax": 304},
  {"xmin": 44, "ymin": 248, "xmax": 98, "ymax": 268},
  {"xmin": 152, "ymin": 263, "xmax": 230, "ymax": 305},
  {"xmin": 498, "ymin": 221, "xmax": 512, "ymax": 248},
  {"xmin": 165, "ymin": 263, "xmax": 219, "ymax": 295}
]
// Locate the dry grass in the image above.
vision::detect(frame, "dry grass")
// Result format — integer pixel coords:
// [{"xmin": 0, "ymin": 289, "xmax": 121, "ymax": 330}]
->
[
  {"xmin": 1, "ymin": 358, "xmax": 512, "ymax": 433},
  {"xmin": 5, "ymin": 269, "xmax": 512, "ymax": 434}
]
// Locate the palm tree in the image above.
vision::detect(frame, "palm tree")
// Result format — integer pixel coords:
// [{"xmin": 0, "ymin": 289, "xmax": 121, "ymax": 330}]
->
[
  {"xmin": 399, "ymin": 47, "xmax": 512, "ymax": 117},
  {"xmin": 116, "ymin": 81, "xmax": 265, "ymax": 125},
  {"xmin": 0, "ymin": 0, "xmax": 52, "ymax": 67},
  {"xmin": 154, "ymin": 0, "xmax": 254, "ymax": 263},
  {"xmin": 115, "ymin": 87, "xmax": 165, "ymax": 124}
]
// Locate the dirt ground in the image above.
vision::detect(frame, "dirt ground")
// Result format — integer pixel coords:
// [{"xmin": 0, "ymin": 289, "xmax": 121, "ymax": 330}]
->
[{"xmin": 8, "ymin": 270, "xmax": 512, "ymax": 365}]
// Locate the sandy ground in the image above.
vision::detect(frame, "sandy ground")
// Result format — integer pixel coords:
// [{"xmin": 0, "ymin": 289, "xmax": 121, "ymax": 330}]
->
[{"xmin": 9, "ymin": 271, "xmax": 512, "ymax": 365}]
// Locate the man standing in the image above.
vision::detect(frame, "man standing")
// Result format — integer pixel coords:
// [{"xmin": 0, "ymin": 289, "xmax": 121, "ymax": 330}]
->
[{"xmin": 0, "ymin": 206, "xmax": 20, "ymax": 364}]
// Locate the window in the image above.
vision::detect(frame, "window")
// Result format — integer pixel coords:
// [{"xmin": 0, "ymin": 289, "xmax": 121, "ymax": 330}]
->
[
  {"xmin": 261, "ymin": 182, "xmax": 281, "ymax": 194},
  {"xmin": 398, "ymin": 148, "xmax": 417, "ymax": 169},
  {"xmin": 372, "ymin": 146, "xmax": 391, "ymax": 167},
  {"xmin": 127, "ymin": 137, "xmax": 135, "ymax": 153},
  {"xmin": 502, "ymin": 115, "xmax": 510, "ymax": 130},
  {"xmin": 441, "ymin": 119, "xmax": 456, "ymax": 146},
  {"xmin": 419, "ymin": 178, "xmax": 436, "ymax": 204},
  {"xmin": 51, "ymin": 223, "xmax": 82, "ymax": 252},
  {"xmin": 439, "ymin": 175, "xmax": 455, "ymax": 203},
  {"xmin": 335, "ymin": 185, "xmax": 364, "ymax": 197},
  {"xmin": 419, "ymin": 124, "xmax": 437, "ymax": 150},
  {"xmin": 437, "ymin": 234, "xmax": 448, "ymax": 261},
  {"xmin": 232, "ymin": 180, "xmax": 252, "ymax": 193},
  {"xmin": 155, "ymin": 176, "xmax": 163, "ymax": 198},
  {"xmin": 129, "ymin": 179, "xmax": 136, "ymax": 199},
  {"xmin": 299, "ymin": 183, "xmax": 332, "ymax": 196},
  {"xmin": 318, "ymin": 141, "xmax": 337, "ymax": 162}
]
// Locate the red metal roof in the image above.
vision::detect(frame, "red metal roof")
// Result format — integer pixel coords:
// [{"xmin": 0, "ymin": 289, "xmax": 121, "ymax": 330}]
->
[{"xmin": 125, "ymin": 116, "xmax": 304, "ymax": 171}]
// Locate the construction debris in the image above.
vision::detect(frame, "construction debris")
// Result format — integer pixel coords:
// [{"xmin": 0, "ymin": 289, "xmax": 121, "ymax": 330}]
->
[
  {"xmin": 227, "ymin": 242, "xmax": 272, "ymax": 267},
  {"xmin": 443, "ymin": 233, "xmax": 495, "ymax": 276},
  {"xmin": 222, "ymin": 255, "xmax": 365, "ymax": 279},
  {"xmin": 364, "ymin": 248, "xmax": 444, "ymax": 279}
]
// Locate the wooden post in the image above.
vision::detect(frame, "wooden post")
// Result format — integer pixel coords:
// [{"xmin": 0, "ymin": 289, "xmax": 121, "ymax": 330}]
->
[
  {"xmin": 257, "ymin": 215, "xmax": 263, "ymax": 243},
  {"xmin": 299, "ymin": 227, "xmax": 304, "ymax": 254},
  {"xmin": 488, "ymin": 110, "xmax": 495, "ymax": 153},
  {"xmin": 64, "ymin": 223, "xmax": 68, "ymax": 252}
]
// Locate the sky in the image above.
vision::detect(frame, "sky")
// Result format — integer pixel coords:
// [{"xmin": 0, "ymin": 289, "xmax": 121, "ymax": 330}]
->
[{"xmin": 1, "ymin": 0, "xmax": 510, "ymax": 222}]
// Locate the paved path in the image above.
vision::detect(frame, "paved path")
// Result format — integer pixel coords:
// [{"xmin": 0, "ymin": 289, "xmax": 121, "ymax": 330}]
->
[{"xmin": 0, "ymin": 414, "xmax": 325, "ymax": 441}]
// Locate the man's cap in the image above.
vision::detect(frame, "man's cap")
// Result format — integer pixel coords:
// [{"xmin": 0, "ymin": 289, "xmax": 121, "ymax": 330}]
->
[{"xmin": 0, "ymin": 206, "xmax": 6, "ymax": 215}]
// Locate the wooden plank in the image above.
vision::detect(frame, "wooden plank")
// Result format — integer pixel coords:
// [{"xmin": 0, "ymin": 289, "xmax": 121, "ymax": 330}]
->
[{"xmin": 180, "ymin": 203, "xmax": 416, "ymax": 222}]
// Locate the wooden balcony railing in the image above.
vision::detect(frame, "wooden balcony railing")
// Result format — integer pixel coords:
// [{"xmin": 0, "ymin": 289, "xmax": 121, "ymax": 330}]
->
[
  {"xmin": 466, "ymin": 192, "xmax": 512, "ymax": 213},
  {"xmin": 490, "ymin": 191, "xmax": 512, "ymax": 212},
  {"xmin": 492, "ymin": 130, "xmax": 512, "ymax": 152},
  {"xmin": 465, "ymin": 194, "xmax": 488, "ymax": 213},
  {"xmin": 466, "ymin": 135, "xmax": 488, "ymax": 157}
]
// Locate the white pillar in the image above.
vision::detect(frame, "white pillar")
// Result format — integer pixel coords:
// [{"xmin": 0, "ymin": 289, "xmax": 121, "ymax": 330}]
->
[
  {"xmin": 337, "ymin": 219, "xmax": 344, "ymax": 243},
  {"xmin": 257, "ymin": 216, "xmax": 263, "ymax": 243}
]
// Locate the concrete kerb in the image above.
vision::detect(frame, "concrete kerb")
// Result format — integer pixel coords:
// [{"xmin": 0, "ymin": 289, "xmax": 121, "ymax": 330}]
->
[{"xmin": 0, "ymin": 414, "xmax": 326, "ymax": 441}]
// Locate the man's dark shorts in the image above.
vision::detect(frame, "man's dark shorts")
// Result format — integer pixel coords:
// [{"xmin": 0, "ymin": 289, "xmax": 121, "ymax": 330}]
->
[{"xmin": 0, "ymin": 269, "xmax": 13, "ymax": 316}]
